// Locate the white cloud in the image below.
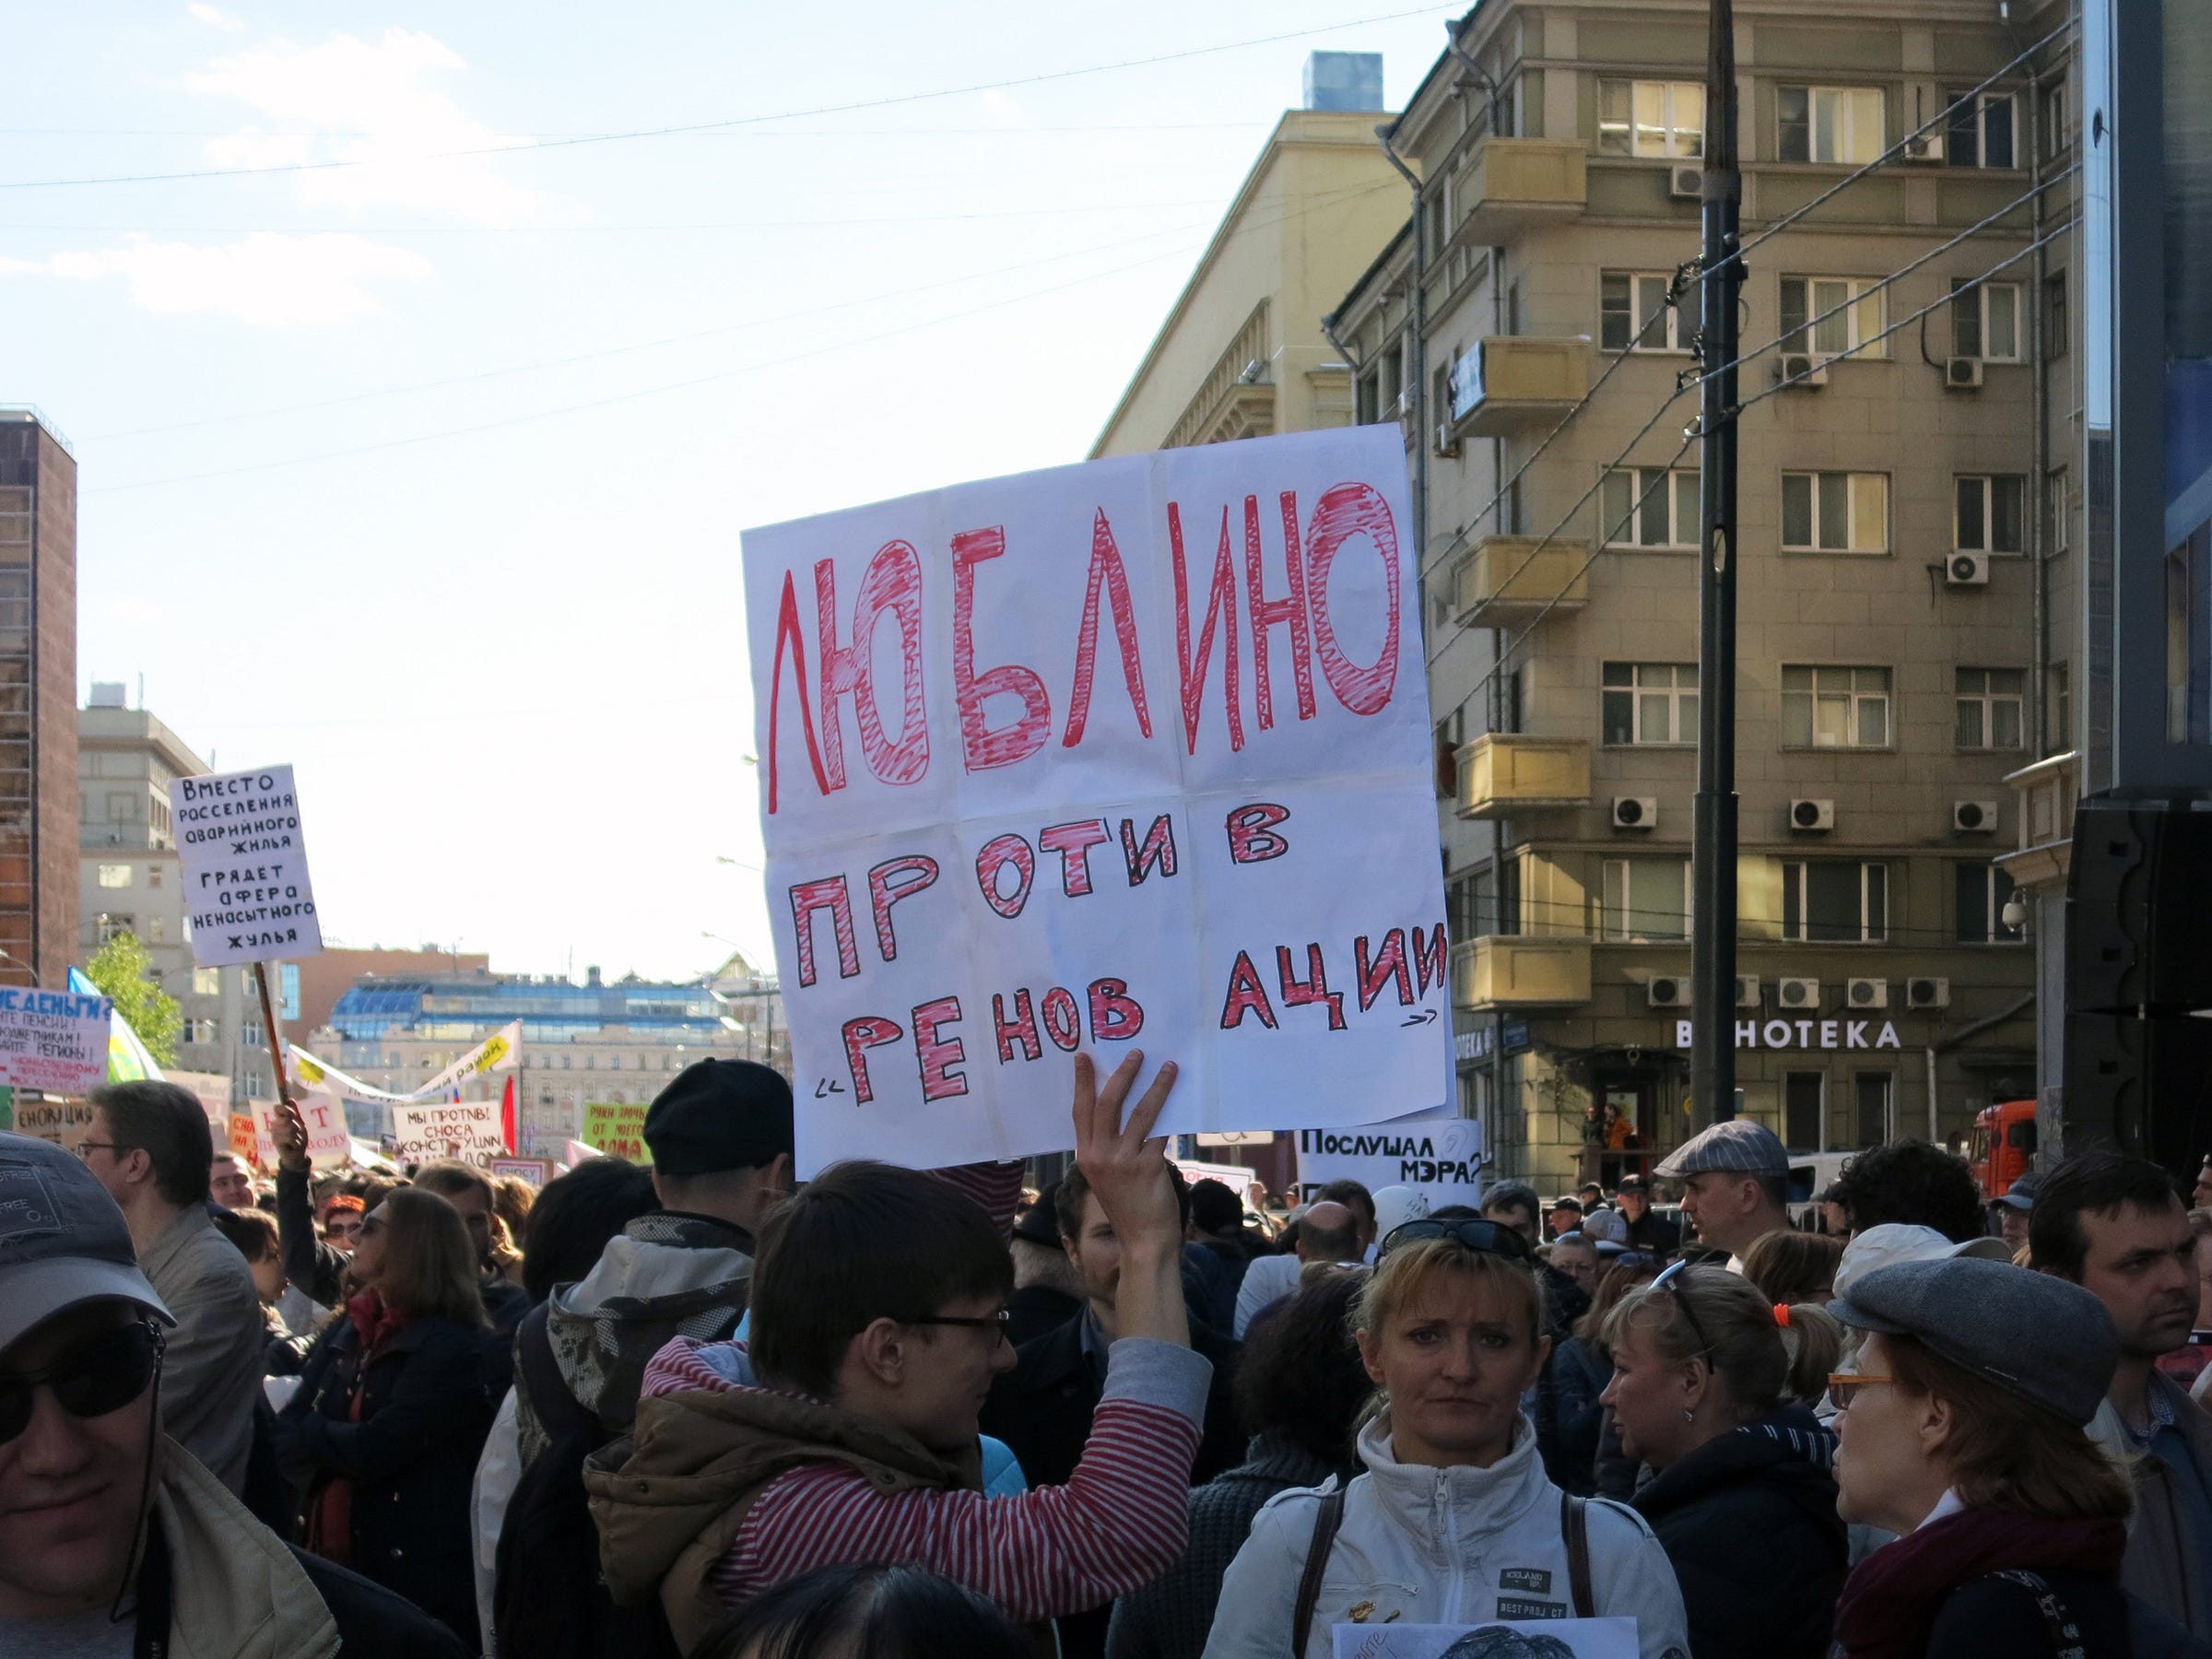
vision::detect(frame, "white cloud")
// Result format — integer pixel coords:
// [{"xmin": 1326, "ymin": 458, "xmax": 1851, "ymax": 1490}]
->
[
  {"xmin": 184, "ymin": 29, "xmax": 577, "ymax": 229},
  {"xmin": 187, "ymin": 4, "xmax": 245, "ymax": 30},
  {"xmin": 0, "ymin": 233, "xmax": 430, "ymax": 327}
]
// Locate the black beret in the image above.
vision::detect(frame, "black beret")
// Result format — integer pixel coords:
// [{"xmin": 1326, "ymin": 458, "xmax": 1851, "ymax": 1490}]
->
[{"xmin": 641, "ymin": 1059, "xmax": 794, "ymax": 1176}]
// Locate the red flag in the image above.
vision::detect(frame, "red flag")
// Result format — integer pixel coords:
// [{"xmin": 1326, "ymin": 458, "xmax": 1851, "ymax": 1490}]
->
[{"xmin": 500, "ymin": 1075, "xmax": 518, "ymax": 1156}]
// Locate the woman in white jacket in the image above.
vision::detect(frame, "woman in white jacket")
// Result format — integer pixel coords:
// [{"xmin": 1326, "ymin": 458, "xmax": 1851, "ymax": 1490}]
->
[{"xmin": 1199, "ymin": 1218, "xmax": 1690, "ymax": 1659}]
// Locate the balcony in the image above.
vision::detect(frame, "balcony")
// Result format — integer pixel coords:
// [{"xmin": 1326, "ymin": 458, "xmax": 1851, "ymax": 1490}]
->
[
  {"xmin": 1454, "ymin": 936, "xmax": 1592, "ymax": 1010},
  {"xmin": 1448, "ymin": 138, "xmax": 1588, "ymax": 248},
  {"xmin": 1996, "ymin": 749, "xmax": 2079, "ymax": 893},
  {"xmin": 1447, "ymin": 336, "xmax": 1591, "ymax": 438},
  {"xmin": 1451, "ymin": 535, "xmax": 1592, "ymax": 629},
  {"xmin": 1455, "ymin": 733, "xmax": 1591, "ymax": 818}
]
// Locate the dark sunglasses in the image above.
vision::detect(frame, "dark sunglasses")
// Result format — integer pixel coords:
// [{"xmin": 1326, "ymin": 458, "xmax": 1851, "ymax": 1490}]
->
[
  {"xmin": 1379, "ymin": 1218, "xmax": 1534, "ymax": 1263},
  {"xmin": 1650, "ymin": 1258, "xmax": 1717, "ymax": 1358},
  {"xmin": 0, "ymin": 1321, "xmax": 164, "ymax": 1445},
  {"xmin": 900, "ymin": 1309, "xmax": 1012, "ymax": 1342}
]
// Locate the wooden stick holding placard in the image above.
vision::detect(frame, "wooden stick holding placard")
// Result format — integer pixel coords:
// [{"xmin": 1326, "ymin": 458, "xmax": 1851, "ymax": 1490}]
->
[{"xmin": 253, "ymin": 960, "xmax": 292, "ymax": 1105}]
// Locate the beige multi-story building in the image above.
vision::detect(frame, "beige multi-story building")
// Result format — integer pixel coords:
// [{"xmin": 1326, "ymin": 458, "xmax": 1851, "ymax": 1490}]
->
[
  {"xmin": 1089, "ymin": 54, "xmax": 1407, "ymax": 460},
  {"xmin": 1321, "ymin": 2, "xmax": 2057, "ymax": 1189}
]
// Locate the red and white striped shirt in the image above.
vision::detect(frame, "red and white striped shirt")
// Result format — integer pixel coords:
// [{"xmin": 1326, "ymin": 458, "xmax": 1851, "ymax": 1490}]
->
[{"xmin": 639, "ymin": 1336, "xmax": 1205, "ymax": 1622}]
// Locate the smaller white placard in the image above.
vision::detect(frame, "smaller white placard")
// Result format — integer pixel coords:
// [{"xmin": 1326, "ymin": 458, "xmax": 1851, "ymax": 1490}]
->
[
  {"xmin": 388, "ymin": 1098, "xmax": 507, "ymax": 1165},
  {"xmin": 168, "ymin": 763, "xmax": 323, "ymax": 968}
]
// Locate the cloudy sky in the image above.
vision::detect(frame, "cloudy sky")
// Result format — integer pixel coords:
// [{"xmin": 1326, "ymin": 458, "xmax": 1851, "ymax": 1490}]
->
[{"xmin": 4, "ymin": 2, "xmax": 1452, "ymax": 983}]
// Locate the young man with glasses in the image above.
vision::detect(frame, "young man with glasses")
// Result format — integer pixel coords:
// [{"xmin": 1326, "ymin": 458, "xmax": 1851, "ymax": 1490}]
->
[
  {"xmin": 0, "ymin": 1130, "xmax": 465, "ymax": 1654},
  {"xmin": 586, "ymin": 1053, "xmax": 1211, "ymax": 1658},
  {"xmin": 75, "ymin": 1080, "xmax": 265, "ymax": 1497}
]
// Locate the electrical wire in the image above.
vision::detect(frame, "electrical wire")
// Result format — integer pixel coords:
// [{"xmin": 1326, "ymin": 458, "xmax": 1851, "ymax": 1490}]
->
[{"xmin": 0, "ymin": 8, "xmax": 1450, "ymax": 191}]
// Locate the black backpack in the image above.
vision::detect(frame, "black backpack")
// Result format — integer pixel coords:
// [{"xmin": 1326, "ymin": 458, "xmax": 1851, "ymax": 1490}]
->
[{"xmin": 493, "ymin": 1303, "xmax": 682, "ymax": 1659}]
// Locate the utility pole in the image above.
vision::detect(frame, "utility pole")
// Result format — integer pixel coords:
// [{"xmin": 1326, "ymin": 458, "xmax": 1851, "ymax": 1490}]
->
[{"xmin": 1691, "ymin": 0, "xmax": 1744, "ymax": 1125}]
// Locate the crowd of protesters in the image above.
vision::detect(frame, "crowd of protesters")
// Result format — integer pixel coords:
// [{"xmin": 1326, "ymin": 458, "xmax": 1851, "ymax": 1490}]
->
[{"xmin": 7, "ymin": 1066, "xmax": 2212, "ymax": 1659}]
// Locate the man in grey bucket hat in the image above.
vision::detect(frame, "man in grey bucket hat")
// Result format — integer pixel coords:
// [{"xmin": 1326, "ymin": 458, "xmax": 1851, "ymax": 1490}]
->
[{"xmin": 0, "ymin": 1132, "xmax": 465, "ymax": 1655}]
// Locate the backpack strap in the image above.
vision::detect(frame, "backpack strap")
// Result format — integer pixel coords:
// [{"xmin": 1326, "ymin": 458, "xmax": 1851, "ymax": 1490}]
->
[
  {"xmin": 1561, "ymin": 1491, "xmax": 1594, "ymax": 1618},
  {"xmin": 515, "ymin": 1300, "xmax": 595, "ymax": 1442},
  {"xmin": 1980, "ymin": 1569, "xmax": 2086, "ymax": 1658},
  {"xmin": 1290, "ymin": 1487, "xmax": 1348, "ymax": 1658}
]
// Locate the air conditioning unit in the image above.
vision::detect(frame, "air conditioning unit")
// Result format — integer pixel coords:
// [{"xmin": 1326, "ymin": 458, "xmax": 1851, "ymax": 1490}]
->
[
  {"xmin": 1790, "ymin": 798, "xmax": 1835, "ymax": 832},
  {"xmin": 1778, "ymin": 976, "xmax": 1822, "ymax": 1010},
  {"xmin": 1906, "ymin": 976, "xmax": 1952, "ymax": 1009},
  {"xmin": 1847, "ymin": 976, "xmax": 1889, "ymax": 1010},
  {"xmin": 1901, "ymin": 133, "xmax": 1945, "ymax": 163},
  {"xmin": 1434, "ymin": 421, "xmax": 1462, "ymax": 458},
  {"xmin": 1612, "ymin": 795, "xmax": 1658, "ymax": 830},
  {"xmin": 1945, "ymin": 356, "xmax": 1985, "ymax": 390},
  {"xmin": 1946, "ymin": 552, "xmax": 1991, "ymax": 588},
  {"xmin": 1736, "ymin": 974, "xmax": 1762, "ymax": 1009},
  {"xmin": 1647, "ymin": 976, "xmax": 1689, "ymax": 1008},
  {"xmin": 1953, "ymin": 799, "xmax": 2000, "ymax": 833},
  {"xmin": 1668, "ymin": 163, "xmax": 1702, "ymax": 200},
  {"xmin": 1777, "ymin": 352, "xmax": 1829, "ymax": 389}
]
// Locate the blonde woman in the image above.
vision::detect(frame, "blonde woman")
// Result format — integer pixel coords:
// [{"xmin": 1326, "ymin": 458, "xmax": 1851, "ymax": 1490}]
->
[{"xmin": 1201, "ymin": 1218, "xmax": 1688, "ymax": 1659}]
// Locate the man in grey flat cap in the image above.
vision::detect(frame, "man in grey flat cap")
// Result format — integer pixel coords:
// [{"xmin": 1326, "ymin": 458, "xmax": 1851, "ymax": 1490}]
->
[{"xmin": 1654, "ymin": 1118, "xmax": 1791, "ymax": 1268}]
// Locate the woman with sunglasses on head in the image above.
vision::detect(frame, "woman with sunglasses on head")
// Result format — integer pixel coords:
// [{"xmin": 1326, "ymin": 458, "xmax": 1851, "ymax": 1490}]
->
[
  {"xmin": 1201, "ymin": 1218, "xmax": 1689, "ymax": 1659},
  {"xmin": 1597, "ymin": 1263, "xmax": 1845, "ymax": 1659},
  {"xmin": 1825, "ymin": 1256, "xmax": 2196, "ymax": 1659},
  {"xmin": 276, "ymin": 1185, "xmax": 497, "ymax": 1649}
]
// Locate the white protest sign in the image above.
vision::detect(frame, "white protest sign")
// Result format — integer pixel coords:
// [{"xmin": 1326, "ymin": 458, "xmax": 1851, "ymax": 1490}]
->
[
  {"xmin": 747, "ymin": 427, "xmax": 1449, "ymax": 1173},
  {"xmin": 387, "ymin": 1098, "xmax": 507, "ymax": 1165},
  {"xmin": 1336, "ymin": 1621, "xmax": 1636, "ymax": 1659},
  {"xmin": 0, "ymin": 988, "xmax": 112, "ymax": 1094},
  {"xmin": 167, "ymin": 764, "xmax": 323, "ymax": 967},
  {"xmin": 253, "ymin": 1090, "xmax": 351, "ymax": 1168},
  {"xmin": 1295, "ymin": 1110, "xmax": 1485, "ymax": 1211}
]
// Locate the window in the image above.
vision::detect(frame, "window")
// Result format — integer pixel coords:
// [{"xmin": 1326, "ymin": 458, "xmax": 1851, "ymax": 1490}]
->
[
  {"xmin": 147, "ymin": 916, "xmax": 165, "ymax": 943},
  {"xmin": 1598, "ymin": 79, "xmax": 1704, "ymax": 158},
  {"xmin": 106, "ymin": 791, "xmax": 135, "ymax": 824},
  {"xmin": 1956, "ymin": 862, "xmax": 2024, "ymax": 943},
  {"xmin": 1602, "ymin": 663, "xmax": 1699, "ymax": 745},
  {"xmin": 97, "ymin": 863, "xmax": 131, "ymax": 888},
  {"xmin": 2040, "ymin": 81, "xmax": 2069, "ymax": 158},
  {"xmin": 1785, "ymin": 1072, "xmax": 1825, "ymax": 1153},
  {"xmin": 1853, "ymin": 1074, "xmax": 1893, "ymax": 1148},
  {"xmin": 1956, "ymin": 668, "xmax": 2026, "ymax": 749},
  {"xmin": 193, "ymin": 968, "xmax": 220, "ymax": 996},
  {"xmin": 182, "ymin": 1017, "xmax": 219, "ymax": 1045},
  {"xmin": 1955, "ymin": 475, "xmax": 2026, "ymax": 554},
  {"xmin": 2047, "ymin": 468, "xmax": 2070, "ymax": 554},
  {"xmin": 1945, "ymin": 90, "xmax": 2017, "ymax": 168},
  {"xmin": 1601, "ymin": 466, "xmax": 1700, "ymax": 548},
  {"xmin": 1601, "ymin": 858, "xmax": 1692, "ymax": 941},
  {"xmin": 96, "ymin": 912, "xmax": 135, "ymax": 945},
  {"xmin": 2049, "ymin": 662, "xmax": 2071, "ymax": 749},
  {"xmin": 1783, "ymin": 860, "xmax": 1889, "ymax": 942},
  {"xmin": 1601, "ymin": 272, "xmax": 1682, "ymax": 351},
  {"xmin": 1952, "ymin": 279, "xmax": 2023, "ymax": 360},
  {"xmin": 1782, "ymin": 472, "xmax": 1888, "ymax": 553},
  {"xmin": 2043, "ymin": 271, "xmax": 2068, "ymax": 358},
  {"xmin": 1778, "ymin": 86, "xmax": 1886, "ymax": 164},
  {"xmin": 1782, "ymin": 665, "xmax": 1891, "ymax": 747},
  {"xmin": 1356, "ymin": 371, "xmax": 1381, "ymax": 425},
  {"xmin": 147, "ymin": 865, "xmax": 161, "ymax": 888},
  {"xmin": 1778, "ymin": 276, "xmax": 1888, "ymax": 358}
]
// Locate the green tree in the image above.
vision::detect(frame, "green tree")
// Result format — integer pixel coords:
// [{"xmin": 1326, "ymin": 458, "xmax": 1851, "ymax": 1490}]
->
[{"xmin": 84, "ymin": 931, "xmax": 182, "ymax": 1068}]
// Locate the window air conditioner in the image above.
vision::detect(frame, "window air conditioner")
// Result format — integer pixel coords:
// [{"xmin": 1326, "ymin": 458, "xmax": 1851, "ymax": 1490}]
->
[
  {"xmin": 1901, "ymin": 134, "xmax": 1945, "ymax": 163},
  {"xmin": 1945, "ymin": 356, "xmax": 1985, "ymax": 390},
  {"xmin": 1946, "ymin": 552, "xmax": 1991, "ymax": 588},
  {"xmin": 1612, "ymin": 795, "xmax": 1658, "ymax": 830},
  {"xmin": 1906, "ymin": 976, "xmax": 1952, "ymax": 1009},
  {"xmin": 1790, "ymin": 798, "xmax": 1835, "ymax": 832},
  {"xmin": 1847, "ymin": 976, "xmax": 1888, "ymax": 1010},
  {"xmin": 1777, "ymin": 352, "xmax": 1828, "ymax": 389},
  {"xmin": 1434, "ymin": 420, "xmax": 1462, "ymax": 458},
  {"xmin": 1778, "ymin": 976, "xmax": 1821, "ymax": 1010},
  {"xmin": 1647, "ymin": 976, "xmax": 1689, "ymax": 1008},
  {"xmin": 1668, "ymin": 164, "xmax": 1702, "ymax": 200},
  {"xmin": 1736, "ymin": 974, "xmax": 1762, "ymax": 1009},
  {"xmin": 1953, "ymin": 799, "xmax": 1999, "ymax": 833}
]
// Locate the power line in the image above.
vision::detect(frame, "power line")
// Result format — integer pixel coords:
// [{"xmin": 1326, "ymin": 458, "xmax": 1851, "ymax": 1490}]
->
[{"xmin": 0, "ymin": 8, "xmax": 1448, "ymax": 191}]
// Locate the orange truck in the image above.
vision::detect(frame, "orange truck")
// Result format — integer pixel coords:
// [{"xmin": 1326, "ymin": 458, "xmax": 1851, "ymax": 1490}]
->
[{"xmin": 1968, "ymin": 1099, "xmax": 2038, "ymax": 1202}]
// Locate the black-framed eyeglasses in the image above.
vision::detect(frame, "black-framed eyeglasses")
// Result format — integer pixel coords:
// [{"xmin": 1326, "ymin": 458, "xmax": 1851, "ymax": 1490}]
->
[
  {"xmin": 0, "ymin": 1321, "xmax": 164, "ymax": 1444},
  {"xmin": 1650, "ymin": 1258, "xmax": 1717, "ymax": 1358},
  {"xmin": 900, "ymin": 1309, "xmax": 1013, "ymax": 1341},
  {"xmin": 1379, "ymin": 1218, "xmax": 1534, "ymax": 1263}
]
